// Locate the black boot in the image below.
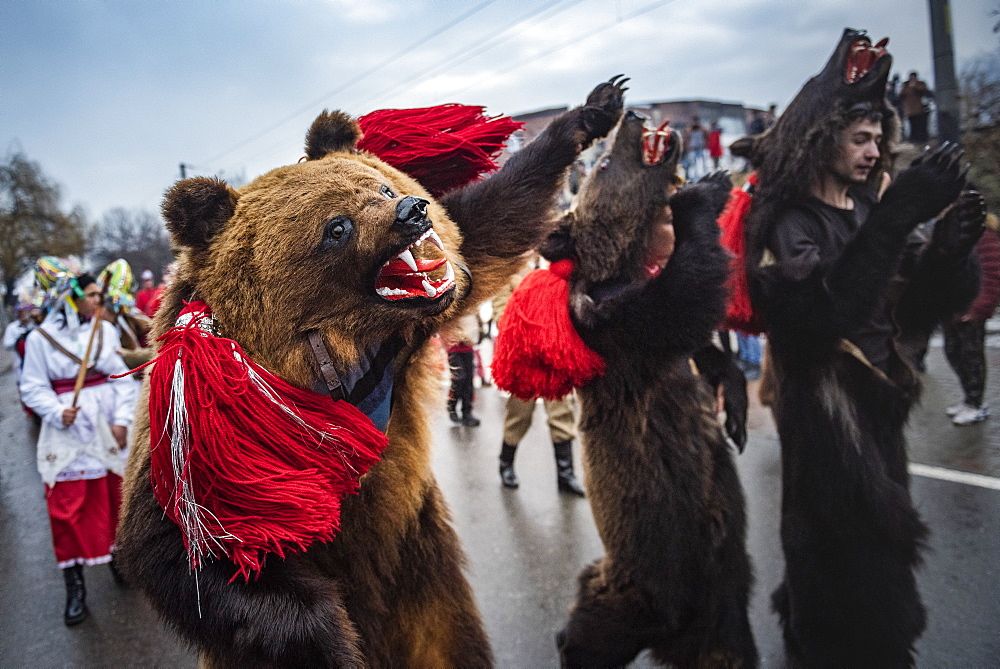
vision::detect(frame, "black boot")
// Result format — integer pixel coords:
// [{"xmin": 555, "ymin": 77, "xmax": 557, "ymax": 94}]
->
[
  {"xmin": 499, "ymin": 442, "xmax": 519, "ymax": 488},
  {"xmin": 554, "ymin": 440, "xmax": 585, "ymax": 497},
  {"xmin": 461, "ymin": 410, "xmax": 481, "ymax": 427},
  {"xmin": 447, "ymin": 399, "xmax": 461, "ymax": 424},
  {"xmin": 63, "ymin": 564, "xmax": 88, "ymax": 626}
]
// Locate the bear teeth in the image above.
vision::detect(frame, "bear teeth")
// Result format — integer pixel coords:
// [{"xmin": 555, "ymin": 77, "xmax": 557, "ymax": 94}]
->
[
  {"xmin": 414, "ymin": 227, "xmax": 444, "ymax": 251},
  {"xmin": 398, "ymin": 248, "xmax": 418, "ymax": 272},
  {"xmin": 375, "ymin": 229, "xmax": 454, "ymax": 302}
]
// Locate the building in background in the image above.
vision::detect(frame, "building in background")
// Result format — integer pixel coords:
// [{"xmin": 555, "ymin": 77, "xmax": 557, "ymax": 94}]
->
[{"xmin": 502, "ymin": 98, "xmax": 765, "ymax": 173}]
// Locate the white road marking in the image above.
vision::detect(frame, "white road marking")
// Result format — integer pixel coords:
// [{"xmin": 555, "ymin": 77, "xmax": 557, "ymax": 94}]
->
[{"xmin": 909, "ymin": 463, "xmax": 1000, "ymax": 490}]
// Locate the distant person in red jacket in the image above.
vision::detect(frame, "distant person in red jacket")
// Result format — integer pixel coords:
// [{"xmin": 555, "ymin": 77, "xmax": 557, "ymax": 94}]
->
[
  {"xmin": 145, "ymin": 263, "xmax": 174, "ymax": 318},
  {"xmin": 945, "ymin": 212, "xmax": 1000, "ymax": 425},
  {"xmin": 708, "ymin": 121, "xmax": 723, "ymax": 169},
  {"xmin": 134, "ymin": 269, "xmax": 157, "ymax": 316}
]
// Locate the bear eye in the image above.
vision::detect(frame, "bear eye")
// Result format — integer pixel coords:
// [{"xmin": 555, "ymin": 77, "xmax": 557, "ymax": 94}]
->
[
  {"xmin": 321, "ymin": 215, "xmax": 354, "ymax": 250},
  {"xmin": 380, "ymin": 185, "xmax": 396, "ymax": 199}
]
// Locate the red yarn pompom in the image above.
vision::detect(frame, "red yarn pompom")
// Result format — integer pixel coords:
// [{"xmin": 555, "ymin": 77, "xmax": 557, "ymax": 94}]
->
[
  {"xmin": 492, "ymin": 260, "xmax": 605, "ymax": 400},
  {"xmin": 131, "ymin": 301, "xmax": 388, "ymax": 581},
  {"xmin": 718, "ymin": 174, "xmax": 765, "ymax": 334},
  {"xmin": 357, "ymin": 104, "xmax": 522, "ymax": 197}
]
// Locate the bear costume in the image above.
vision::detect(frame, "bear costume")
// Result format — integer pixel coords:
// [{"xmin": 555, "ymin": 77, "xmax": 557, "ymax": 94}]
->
[
  {"xmin": 732, "ymin": 29, "xmax": 983, "ymax": 666},
  {"xmin": 115, "ymin": 78, "xmax": 626, "ymax": 667},
  {"xmin": 534, "ymin": 110, "xmax": 757, "ymax": 667}
]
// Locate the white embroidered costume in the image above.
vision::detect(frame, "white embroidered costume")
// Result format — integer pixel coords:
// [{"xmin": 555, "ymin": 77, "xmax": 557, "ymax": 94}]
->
[{"xmin": 19, "ymin": 307, "xmax": 138, "ymax": 486}]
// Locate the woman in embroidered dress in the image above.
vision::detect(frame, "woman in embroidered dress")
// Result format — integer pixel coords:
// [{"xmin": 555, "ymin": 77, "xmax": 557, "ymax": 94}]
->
[{"xmin": 19, "ymin": 273, "xmax": 138, "ymax": 626}]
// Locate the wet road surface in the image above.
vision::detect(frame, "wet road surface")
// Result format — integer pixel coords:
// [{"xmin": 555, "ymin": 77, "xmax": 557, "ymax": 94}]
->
[{"xmin": 0, "ymin": 342, "xmax": 996, "ymax": 666}]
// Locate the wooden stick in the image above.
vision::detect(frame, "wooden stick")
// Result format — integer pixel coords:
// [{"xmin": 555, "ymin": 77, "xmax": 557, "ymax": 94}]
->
[
  {"xmin": 71, "ymin": 272, "xmax": 111, "ymax": 408},
  {"xmin": 71, "ymin": 304, "xmax": 104, "ymax": 408}
]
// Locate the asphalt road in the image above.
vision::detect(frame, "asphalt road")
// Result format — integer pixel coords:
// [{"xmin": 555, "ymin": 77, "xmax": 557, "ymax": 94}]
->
[{"xmin": 0, "ymin": 342, "xmax": 997, "ymax": 667}]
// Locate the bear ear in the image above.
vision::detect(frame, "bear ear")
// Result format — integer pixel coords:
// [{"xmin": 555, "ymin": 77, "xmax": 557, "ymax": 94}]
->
[
  {"xmin": 161, "ymin": 177, "xmax": 238, "ymax": 250},
  {"xmin": 305, "ymin": 110, "xmax": 362, "ymax": 160},
  {"xmin": 539, "ymin": 214, "xmax": 577, "ymax": 262}
]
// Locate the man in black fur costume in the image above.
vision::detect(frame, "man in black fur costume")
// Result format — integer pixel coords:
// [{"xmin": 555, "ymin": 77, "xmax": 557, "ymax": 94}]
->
[{"xmin": 732, "ymin": 29, "xmax": 985, "ymax": 666}]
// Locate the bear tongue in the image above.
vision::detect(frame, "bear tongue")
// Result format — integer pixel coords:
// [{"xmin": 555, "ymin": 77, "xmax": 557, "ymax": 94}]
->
[
  {"xmin": 375, "ymin": 258, "xmax": 456, "ymax": 301},
  {"xmin": 379, "ymin": 255, "xmax": 448, "ymax": 277}
]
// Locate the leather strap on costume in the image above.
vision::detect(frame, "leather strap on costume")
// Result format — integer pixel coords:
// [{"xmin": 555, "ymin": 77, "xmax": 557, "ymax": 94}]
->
[
  {"xmin": 307, "ymin": 330, "xmax": 345, "ymax": 401},
  {"xmin": 454, "ymin": 258, "xmax": 473, "ymax": 300},
  {"xmin": 836, "ymin": 338, "xmax": 918, "ymax": 395},
  {"xmin": 33, "ymin": 324, "xmax": 103, "ymax": 367},
  {"xmin": 51, "ymin": 372, "xmax": 108, "ymax": 395}
]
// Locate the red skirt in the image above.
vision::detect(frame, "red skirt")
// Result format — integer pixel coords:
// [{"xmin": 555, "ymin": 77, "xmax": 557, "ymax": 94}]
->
[{"xmin": 46, "ymin": 474, "xmax": 122, "ymax": 567}]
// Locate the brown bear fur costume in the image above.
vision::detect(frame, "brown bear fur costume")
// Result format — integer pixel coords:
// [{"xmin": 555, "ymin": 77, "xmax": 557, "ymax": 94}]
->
[
  {"xmin": 732, "ymin": 29, "xmax": 981, "ymax": 666},
  {"xmin": 542, "ymin": 111, "xmax": 757, "ymax": 667},
  {"xmin": 115, "ymin": 79, "xmax": 626, "ymax": 667}
]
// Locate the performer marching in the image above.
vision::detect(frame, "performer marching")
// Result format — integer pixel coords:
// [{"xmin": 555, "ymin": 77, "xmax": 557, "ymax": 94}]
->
[
  {"xmin": 733, "ymin": 29, "xmax": 984, "ymax": 666},
  {"xmin": 19, "ymin": 272, "xmax": 138, "ymax": 626}
]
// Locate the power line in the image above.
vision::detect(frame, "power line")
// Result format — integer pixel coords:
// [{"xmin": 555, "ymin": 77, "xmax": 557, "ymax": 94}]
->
[
  {"xmin": 442, "ymin": 0, "xmax": 676, "ymax": 101},
  {"xmin": 194, "ymin": 0, "xmax": 499, "ymax": 169},
  {"xmin": 241, "ymin": 0, "xmax": 587, "ymax": 172},
  {"xmin": 358, "ymin": 0, "xmax": 586, "ymax": 111},
  {"xmin": 198, "ymin": 0, "xmax": 676, "ymax": 185}
]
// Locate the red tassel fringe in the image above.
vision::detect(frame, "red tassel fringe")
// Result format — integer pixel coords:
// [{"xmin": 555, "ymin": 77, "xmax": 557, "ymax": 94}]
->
[
  {"xmin": 358, "ymin": 104, "xmax": 523, "ymax": 197},
  {"xmin": 138, "ymin": 302, "xmax": 388, "ymax": 581},
  {"xmin": 718, "ymin": 174, "xmax": 765, "ymax": 335},
  {"xmin": 492, "ymin": 260, "xmax": 605, "ymax": 400}
]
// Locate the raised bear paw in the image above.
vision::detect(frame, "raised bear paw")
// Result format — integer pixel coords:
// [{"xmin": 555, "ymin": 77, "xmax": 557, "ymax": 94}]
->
[
  {"xmin": 579, "ymin": 74, "xmax": 628, "ymax": 143},
  {"xmin": 668, "ymin": 170, "xmax": 732, "ymax": 239},
  {"xmin": 884, "ymin": 142, "xmax": 967, "ymax": 228},
  {"xmin": 697, "ymin": 169, "xmax": 733, "ymax": 191},
  {"xmin": 930, "ymin": 189, "xmax": 987, "ymax": 260},
  {"xmin": 696, "ymin": 170, "xmax": 734, "ymax": 211}
]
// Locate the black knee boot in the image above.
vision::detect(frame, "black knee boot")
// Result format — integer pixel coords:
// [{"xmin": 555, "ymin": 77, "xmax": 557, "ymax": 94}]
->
[
  {"xmin": 447, "ymin": 398, "xmax": 461, "ymax": 424},
  {"xmin": 554, "ymin": 440, "xmax": 585, "ymax": 497},
  {"xmin": 499, "ymin": 442, "xmax": 519, "ymax": 488},
  {"xmin": 63, "ymin": 564, "xmax": 88, "ymax": 626},
  {"xmin": 461, "ymin": 404, "xmax": 481, "ymax": 427}
]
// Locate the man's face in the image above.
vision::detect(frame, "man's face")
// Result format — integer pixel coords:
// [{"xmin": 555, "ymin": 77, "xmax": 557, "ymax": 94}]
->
[
  {"xmin": 829, "ymin": 118, "xmax": 881, "ymax": 186},
  {"xmin": 142, "ymin": 277, "xmax": 153, "ymax": 289},
  {"xmin": 76, "ymin": 283, "xmax": 102, "ymax": 320}
]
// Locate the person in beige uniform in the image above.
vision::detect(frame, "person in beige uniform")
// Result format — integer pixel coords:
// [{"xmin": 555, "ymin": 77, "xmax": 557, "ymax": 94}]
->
[{"xmin": 492, "ymin": 260, "xmax": 585, "ymax": 496}]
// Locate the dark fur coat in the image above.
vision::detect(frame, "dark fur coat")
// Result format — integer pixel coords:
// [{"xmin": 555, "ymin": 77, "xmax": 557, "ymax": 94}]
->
[
  {"xmin": 548, "ymin": 111, "xmax": 758, "ymax": 668},
  {"xmin": 737, "ymin": 29, "xmax": 981, "ymax": 667}
]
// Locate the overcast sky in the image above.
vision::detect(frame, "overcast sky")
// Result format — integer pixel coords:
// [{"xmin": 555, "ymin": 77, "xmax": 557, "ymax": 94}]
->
[{"xmin": 2, "ymin": 0, "xmax": 997, "ymax": 221}]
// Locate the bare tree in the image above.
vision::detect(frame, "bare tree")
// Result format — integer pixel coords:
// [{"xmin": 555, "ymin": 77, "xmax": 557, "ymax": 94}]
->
[
  {"xmin": 0, "ymin": 151, "xmax": 87, "ymax": 308},
  {"xmin": 960, "ymin": 41, "xmax": 1000, "ymax": 210},
  {"xmin": 89, "ymin": 207, "xmax": 174, "ymax": 281}
]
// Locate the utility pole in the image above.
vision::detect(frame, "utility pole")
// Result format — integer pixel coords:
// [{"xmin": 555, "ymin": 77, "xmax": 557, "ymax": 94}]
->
[
  {"xmin": 928, "ymin": 0, "xmax": 961, "ymax": 144},
  {"xmin": 179, "ymin": 163, "xmax": 187, "ymax": 179}
]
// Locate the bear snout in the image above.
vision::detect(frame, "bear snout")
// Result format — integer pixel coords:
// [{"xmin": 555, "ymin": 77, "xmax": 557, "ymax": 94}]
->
[{"xmin": 394, "ymin": 195, "xmax": 430, "ymax": 232}]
